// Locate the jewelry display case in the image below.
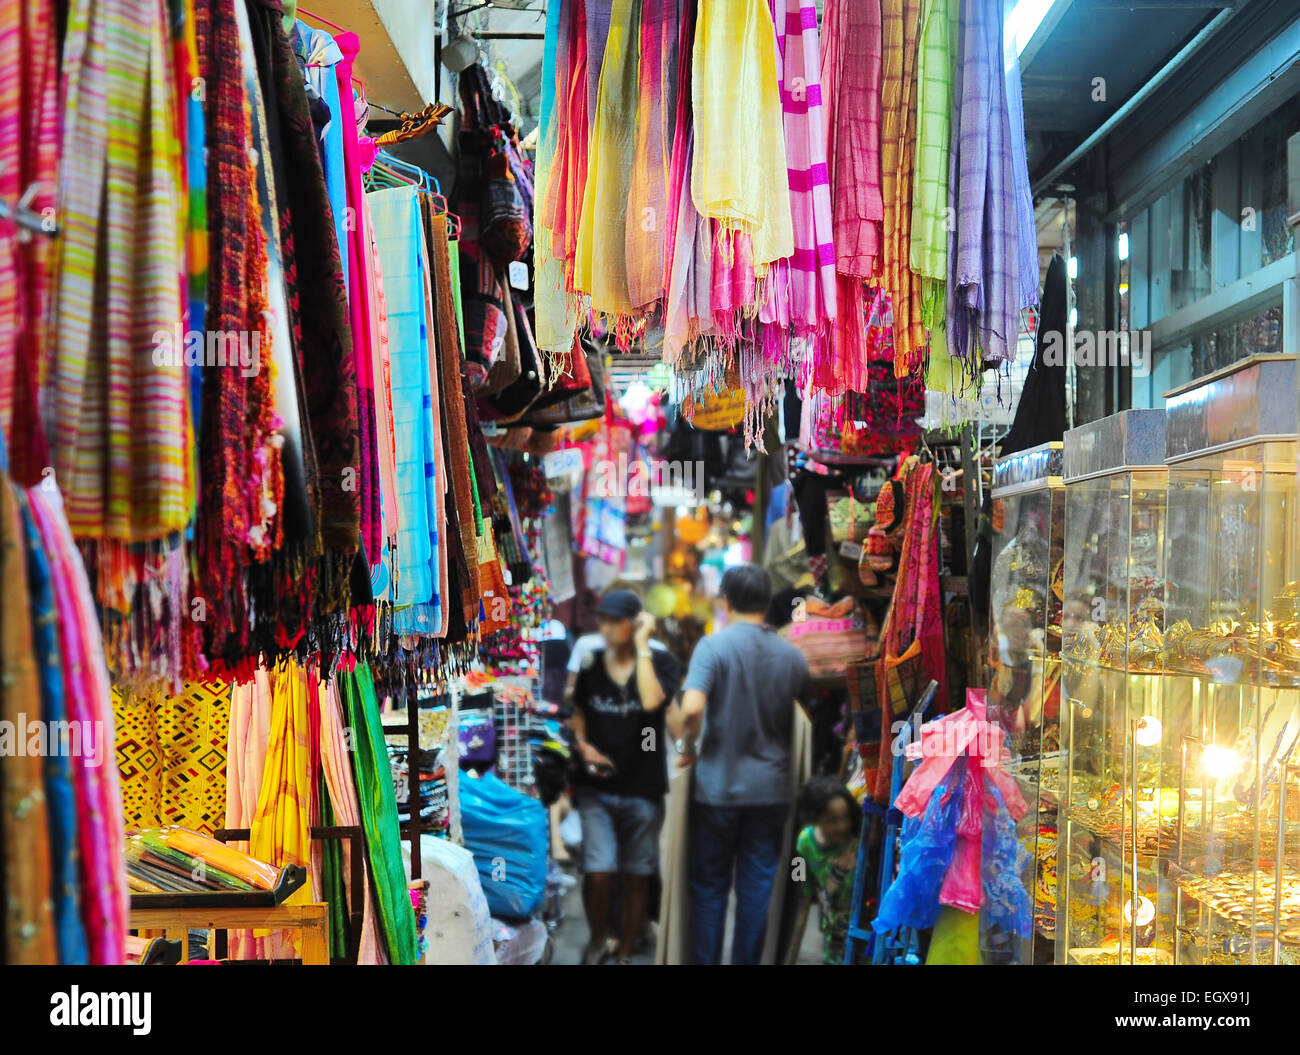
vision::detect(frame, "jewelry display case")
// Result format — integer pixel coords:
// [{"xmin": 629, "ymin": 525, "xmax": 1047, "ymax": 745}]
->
[
  {"xmin": 1054, "ymin": 410, "xmax": 1171, "ymax": 965},
  {"xmin": 985, "ymin": 441, "xmax": 1065, "ymax": 963},
  {"xmin": 1160, "ymin": 355, "xmax": 1300, "ymax": 964}
]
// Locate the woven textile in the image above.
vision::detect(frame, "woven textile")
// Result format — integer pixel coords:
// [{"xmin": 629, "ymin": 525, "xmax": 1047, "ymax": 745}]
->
[
  {"xmin": 49, "ymin": 0, "xmax": 191, "ymax": 541},
  {"xmin": 114, "ymin": 681, "xmax": 231, "ymax": 837},
  {"xmin": 691, "ymin": 0, "xmax": 793, "ymax": 269},
  {"xmin": 0, "ymin": 0, "xmax": 57, "ymax": 482},
  {"xmin": 911, "ymin": 0, "xmax": 956, "ymax": 319},
  {"xmin": 879, "ymin": 0, "xmax": 927, "ymax": 378}
]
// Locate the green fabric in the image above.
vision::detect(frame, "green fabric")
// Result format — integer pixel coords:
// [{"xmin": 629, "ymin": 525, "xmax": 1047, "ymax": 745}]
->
[
  {"xmin": 797, "ymin": 825, "xmax": 855, "ymax": 964},
  {"xmin": 318, "ymin": 770, "xmax": 348, "ymax": 960},
  {"xmin": 926, "ymin": 905, "xmax": 983, "ymax": 964},
  {"xmin": 449, "ymin": 248, "xmax": 466, "ymax": 353},
  {"xmin": 341, "ymin": 661, "xmax": 419, "ymax": 965},
  {"xmin": 911, "ymin": 0, "xmax": 956, "ymax": 329}
]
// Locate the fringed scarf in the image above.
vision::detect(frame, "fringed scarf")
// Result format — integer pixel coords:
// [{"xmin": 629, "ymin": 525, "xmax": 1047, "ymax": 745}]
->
[
  {"xmin": 543, "ymin": 0, "xmax": 591, "ymax": 301},
  {"xmin": 879, "ymin": 0, "xmax": 928, "ymax": 378},
  {"xmin": 819, "ymin": 0, "xmax": 883, "ymax": 393},
  {"xmin": 948, "ymin": 0, "xmax": 1024, "ymax": 370},
  {"xmin": 624, "ymin": 0, "xmax": 678, "ymax": 311},
  {"xmin": 765, "ymin": 0, "xmax": 836, "ymax": 347},
  {"xmin": 574, "ymin": 0, "xmax": 643, "ymax": 327},
  {"xmin": 690, "ymin": 0, "xmax": 793, "ymax": 270},
  {"xmin": 195, "ymin": 0, "xmax": 276, "ymax": 670}
]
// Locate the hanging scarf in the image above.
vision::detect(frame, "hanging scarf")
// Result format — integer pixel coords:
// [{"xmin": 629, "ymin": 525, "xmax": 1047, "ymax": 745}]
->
[
  {"xmin": 911, "ymin": 0, "xmax": 955, "ymax": 322},
  {"xmin": 765, "ymin": 0, "xmax": 836, "ymax": 345},
  {"xmin": 29, "ymin": 484, "xmax": 128, "ymax": 965},
  {"xmin": 339, "ymin": 660, "xmax": 420, "ymax": 965},
  {"xmin": 369, "ymin": 187, "xmax": 439, "ymax": 630},
  {"xmin": 624, "ymin": 0, "xmax": 677, "ymax": 311},
  {"xmin": 880, "ymin": 0, "xmax": 928, "ymax": 378},
  {"xmin": 49, "ymin": 0, "xmax": 192, "ymax": 541},
  {"xmin": 691, "ymin": 0, "xmax": 793, "ymax": 269},
  {"xmin": 948, "ymin": 0, "xmax": 1022, "ymax": 368},
  {"xmin": 574, "ymin": 0, "xmax": 643, "ymax": 325},
  {"xmin": 252, "ymin": 3, "xmax": 361, "ymax": 585},
  {"xmin": 0, "ymin": 479, "xmax": 55, "ymax": 963},
  {"xmin": 820, "ymin": 0, "xmax": 882, "ymax": 391},
  {"xmin": 542, "ymin": 0, "xmax": 591, "ymax": 300},
  {"xmin": 0, "ymin": 0, "xmax": 57, "ymax": 483}
]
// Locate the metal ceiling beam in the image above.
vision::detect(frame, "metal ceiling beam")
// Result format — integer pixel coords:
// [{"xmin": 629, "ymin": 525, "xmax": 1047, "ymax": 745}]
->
[{"xmin": 1031, "ymin": 7, "xmax": 1236, "ymax": 194}]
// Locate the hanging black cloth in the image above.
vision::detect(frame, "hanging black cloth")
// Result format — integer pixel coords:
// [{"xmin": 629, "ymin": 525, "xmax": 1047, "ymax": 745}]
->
[{"xmin": 1000, "ymin": 252, "xmax": 1067, "ymax": 456}]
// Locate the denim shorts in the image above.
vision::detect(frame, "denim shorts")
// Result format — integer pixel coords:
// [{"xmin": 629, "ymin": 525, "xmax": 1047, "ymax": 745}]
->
[{"xmin": 577, "ymin": 788, "xmax": 665, "ymax": 876}]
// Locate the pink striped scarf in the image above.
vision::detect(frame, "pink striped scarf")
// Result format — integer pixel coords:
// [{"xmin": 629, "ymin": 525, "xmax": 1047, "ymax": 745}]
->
[{"xmin": 763, "ymin": 0, "xmax": 836, "ymax": 347}]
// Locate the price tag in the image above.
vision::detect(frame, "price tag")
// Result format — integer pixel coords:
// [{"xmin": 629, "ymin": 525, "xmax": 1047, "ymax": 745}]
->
[
  {"xmin": 508, "ymin": 260, "xmax": 530, "ymax": 290},
  {"xmin": 839, "ymin": 540, "xmax": 863, "ymax": 560},
  {"xmin": 542, "ymin": 447, "xmax": 584, "ymax": 479}
]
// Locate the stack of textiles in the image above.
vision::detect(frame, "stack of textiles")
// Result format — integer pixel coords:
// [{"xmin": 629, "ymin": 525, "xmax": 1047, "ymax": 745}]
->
[{"xmin": 124, "ymin": 827, "xmax": 279, "ymax": 894}]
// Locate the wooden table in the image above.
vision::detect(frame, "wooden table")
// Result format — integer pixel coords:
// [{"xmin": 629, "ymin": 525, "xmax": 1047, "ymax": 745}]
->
[{"xmin": 130, "ymin": 902, "xmax": 330, "ymax": 965}]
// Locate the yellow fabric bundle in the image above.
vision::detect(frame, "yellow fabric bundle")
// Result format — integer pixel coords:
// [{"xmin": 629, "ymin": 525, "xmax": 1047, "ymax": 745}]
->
[{"xmin": 690, "ymin": 0, "xmax": 793, "ymax": 269}]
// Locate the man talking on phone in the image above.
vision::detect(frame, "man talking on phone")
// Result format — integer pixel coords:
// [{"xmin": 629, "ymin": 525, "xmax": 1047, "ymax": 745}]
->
[{"xmin": 569, "ymin": 589, "xmax": 680, "ymax": 964}]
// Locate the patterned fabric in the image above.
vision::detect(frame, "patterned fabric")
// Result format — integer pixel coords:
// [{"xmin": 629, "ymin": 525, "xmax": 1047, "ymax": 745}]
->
[
  {"xmin": 820, "ymin": 0, "xmax": 882, "ymax": 393},
  {"xmin": 764, "ymin": 0, "xmax": 836, "ymax": 345},
  {"xmin": 879, "ymin": 0, "xmax": 927, "ymax": 378},
  {"xmin": 948, "ymin": 0, "xmax": 1024, "ymax": 367},
  {"xmin": 49, "ymin": 0, "xmax": 192, "ymax": 541},
  {"xmin": 0, "ymin": 0, "xmax": 57, "ymax": 482},
  {"xmin": 114, "ymin": 681, "xmax": 230, "ymax": 837}
]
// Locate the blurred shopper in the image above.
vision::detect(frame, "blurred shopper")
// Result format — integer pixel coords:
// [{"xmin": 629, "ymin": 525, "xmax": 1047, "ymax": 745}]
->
[
  {"xmin": 569, "ymin": 590, "xmax": 680, "ymax": 964},
  {"xmin": 674, "ymin": 564, "xmax": 809, "ymax": 965}
]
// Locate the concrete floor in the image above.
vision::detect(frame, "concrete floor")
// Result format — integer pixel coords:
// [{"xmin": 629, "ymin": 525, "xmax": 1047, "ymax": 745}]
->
[{"xmin": 547, "ymin": 862, "xmax": 826, "ymax": 965}]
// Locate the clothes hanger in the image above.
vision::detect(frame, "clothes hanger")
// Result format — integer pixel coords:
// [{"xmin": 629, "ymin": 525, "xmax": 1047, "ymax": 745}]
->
[
  {"xmin": 0, "ymin": 183, "xmax": 56, "ymax": 239},
  {"xmin": 297, "ymin": 8, "xmax": 347, "ymax": 34},
  {"xmin": 374, "ymin": 102, "xmax": 454, "ymax": 147}
]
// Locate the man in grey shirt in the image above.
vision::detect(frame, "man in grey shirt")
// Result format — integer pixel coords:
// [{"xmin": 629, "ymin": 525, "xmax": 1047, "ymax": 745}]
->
[{"xmin": 673, "ymin": 563, "xmax": 809, "ymax": 965}]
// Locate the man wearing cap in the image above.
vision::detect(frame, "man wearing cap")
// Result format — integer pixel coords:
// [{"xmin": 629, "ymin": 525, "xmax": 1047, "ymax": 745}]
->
[{"xmin": 568, "ymin": 589, "xmax": 681, "ymax": 964}]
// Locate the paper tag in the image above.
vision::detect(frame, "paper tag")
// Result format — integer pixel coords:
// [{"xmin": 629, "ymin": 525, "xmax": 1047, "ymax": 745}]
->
[
  {"xmin": 543, "ymin": 448, "xmax": 584, "ymax": 479},
  {"xmin": 839, "ymin": 540, "xmax": 863, "ymax": 560},
  {"xmin": 508, "ymin": 260, "xmax": 529, "ymax": 290}
]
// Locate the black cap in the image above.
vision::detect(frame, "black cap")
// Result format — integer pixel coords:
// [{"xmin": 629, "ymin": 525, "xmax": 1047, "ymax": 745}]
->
[{"xmin": 596, "ymin": 589, "xmax": 643, "ymax": 620}]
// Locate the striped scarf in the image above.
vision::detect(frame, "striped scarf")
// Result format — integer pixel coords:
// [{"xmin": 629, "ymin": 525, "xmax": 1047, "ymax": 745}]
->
[
  {"xmin": 765, "ymin": 0, "xmax": 836, "ymax": 346},
  {"xmin": 879, "ymin": 0, "xmax": 928, "ymax": 378},
  {"xmin": 820, "ymin": 0, "xmax": 883, "ymax": 394},
  {"xmin": 0, "ymin": 0, "xmax": 58, "ymax": 484},
  {"xmin": 49, "ymin": 0, "xmax": 192, "ymax": 541}
]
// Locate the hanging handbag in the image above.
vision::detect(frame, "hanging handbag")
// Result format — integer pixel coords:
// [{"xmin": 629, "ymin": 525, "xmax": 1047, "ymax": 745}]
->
[{"xmin": 525, "ymin": 329, "xmax": 608, "ymax": 426}]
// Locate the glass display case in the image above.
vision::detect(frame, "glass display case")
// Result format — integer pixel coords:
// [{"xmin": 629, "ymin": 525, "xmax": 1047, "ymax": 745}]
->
[
  {"xmin": 1160, "ymin": 355, "xmax": 1299, "ymax": 964},
  {"xmin": 1055, "ymin": 410, "xmax": 1172, "ymax": 965},
  {"xmin": 986, "ymin": 441, "xmax": 1065, "ymax": 964}
]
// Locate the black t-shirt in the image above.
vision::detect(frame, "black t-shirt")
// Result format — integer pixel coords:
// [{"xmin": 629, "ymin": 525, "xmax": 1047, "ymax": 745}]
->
[{"xmin": 573, "ymin": 646, "xmax": 681, "ymax": 799}]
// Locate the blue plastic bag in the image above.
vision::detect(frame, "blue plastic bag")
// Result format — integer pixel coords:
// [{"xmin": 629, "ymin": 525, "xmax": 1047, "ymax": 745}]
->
[{"xmin": 459, "ymin": 772, "xmax": 549, "ymax": 919}]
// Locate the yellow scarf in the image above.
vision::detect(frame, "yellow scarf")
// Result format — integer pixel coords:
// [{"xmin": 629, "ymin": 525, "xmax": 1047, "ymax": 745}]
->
[{"xmin": 690, "ymin": 0, "xmax": 793, "ymax": 269}]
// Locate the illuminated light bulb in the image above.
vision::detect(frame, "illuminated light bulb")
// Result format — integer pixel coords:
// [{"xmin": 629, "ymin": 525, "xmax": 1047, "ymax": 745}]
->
[
  {"xmin": 1201, "ymin": 744, "xmax": 1239, "ymax": 781},
  {"xmin": 1133, "ymin": 715, "xmax": 1163, "ymax": 747},
  {"xmin": 1124, "ymin": 896, "xmax": 1155, "ymax": 927}
]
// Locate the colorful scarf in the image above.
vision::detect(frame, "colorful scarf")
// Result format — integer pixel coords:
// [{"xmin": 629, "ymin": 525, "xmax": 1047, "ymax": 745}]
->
[
  {"xmin": 0, "ymin": 479, "xmax": 54, "ymax": 963},
  {"xmin": 575, "ymin": 0, "xmax": 643, "ymax": 323},
  {"xmin": 880, "ymin": 0, "xmax": 928, "ymax": 378},
  {"xmin": 50, "ymin": 0, "xmax": 192, "ymax": 541},
  {"xmin": 948, "ymin": 0, "xmax": 1024, "ymax": 368},
  {"xmin": 339, "ymin": 661, "xmax": 420, "ymax": 965},
  {"xmin": 542, "ymin": 0, "xmax": 591, "ymax": 300},
  {"xmin": 624, "ymin": 0, "xmax": 677, "ymax": 311},
  {"xmin": 30, "ymin": 484, "xmax": 128, "ymax": 965},
  {"xmin": 765, "ymin": 0, "xmax": 836, "ymax": 345},
  {"xmin": 691, "ymin": 0, "xmax": 793, "ymax": 269},
  {"xmin": 820, "ymin": 0, "xmax": 883, "ymax": 391},
  {"xmin": 0, "ymin": 0, "xmax": 57, "ymax": 483}
]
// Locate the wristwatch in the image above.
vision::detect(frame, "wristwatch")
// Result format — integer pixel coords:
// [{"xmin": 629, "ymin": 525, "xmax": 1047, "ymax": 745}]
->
[
  {"xmin": 674, "ymin": 738, "xmax": 697, "ymax": 756},
  {"xmin": 636, "ymin": 648, "xmax": 654, "ymax": 659}
]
